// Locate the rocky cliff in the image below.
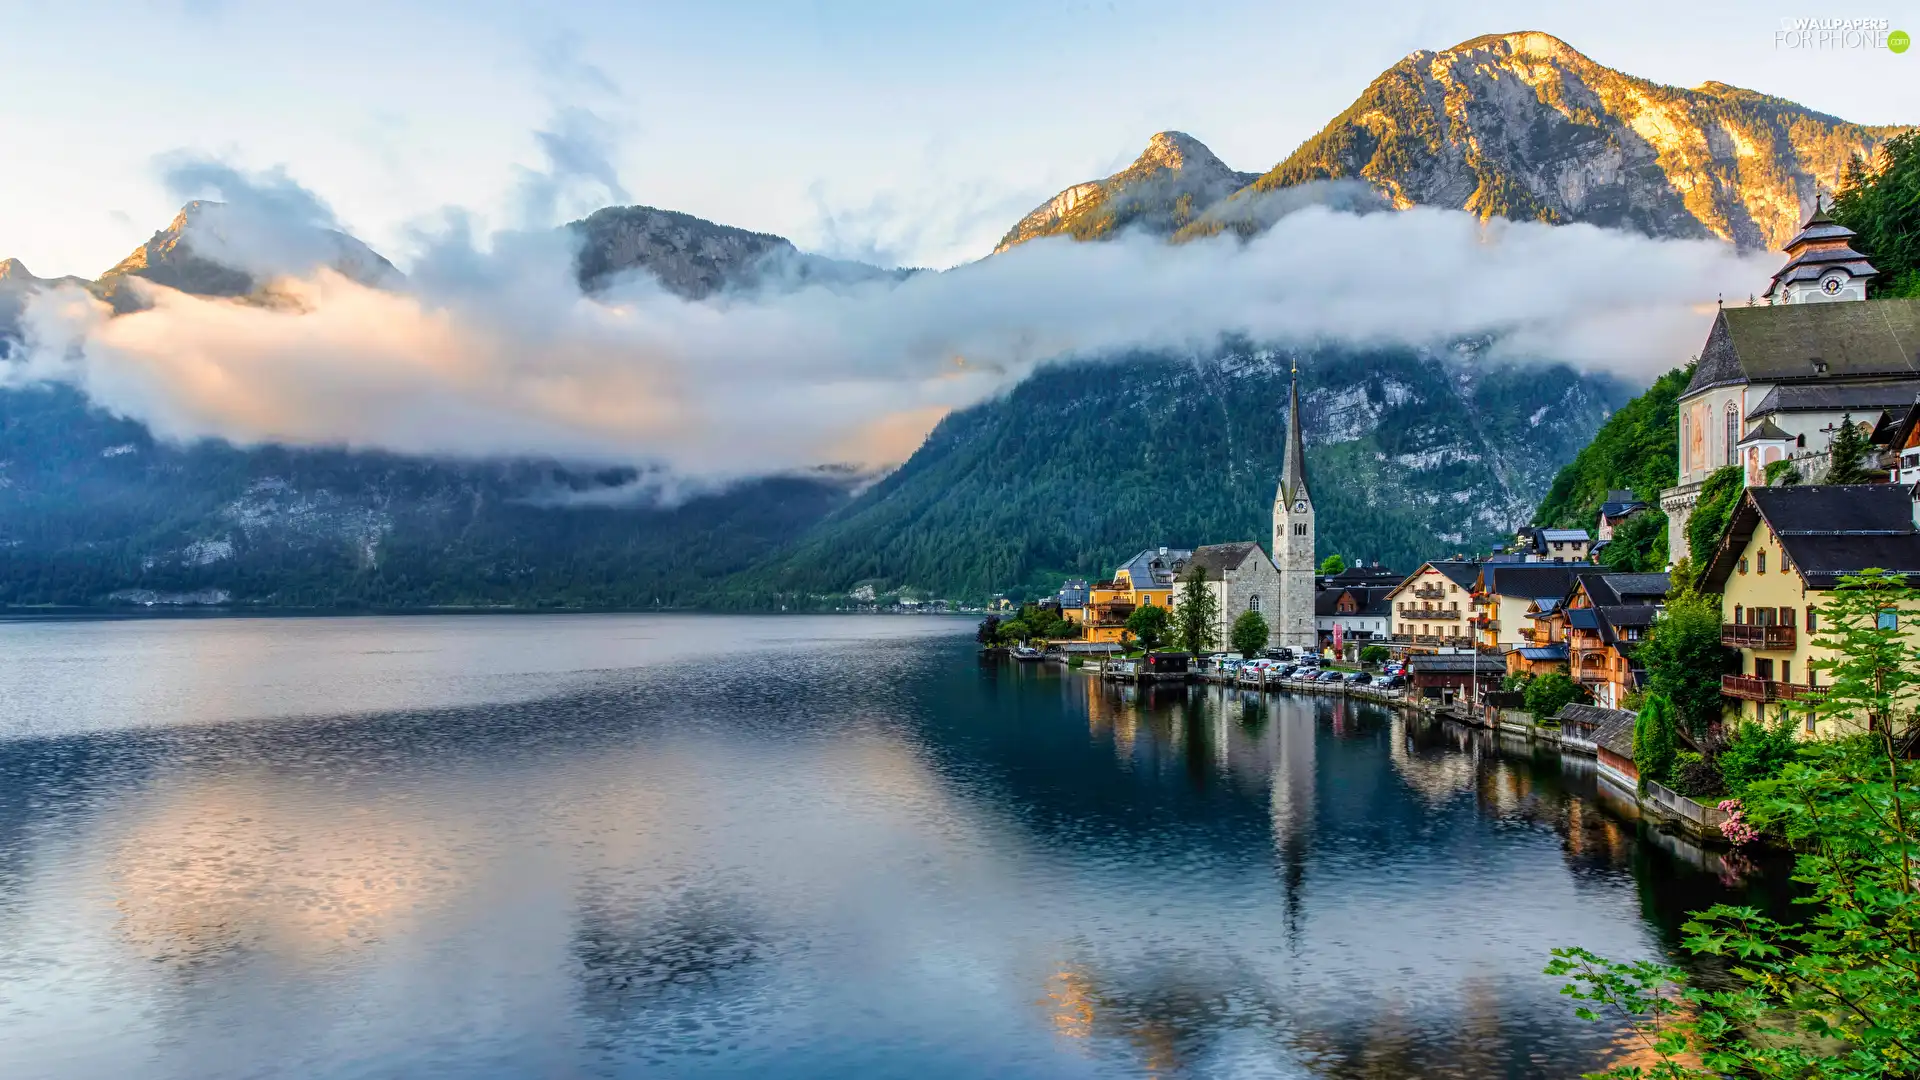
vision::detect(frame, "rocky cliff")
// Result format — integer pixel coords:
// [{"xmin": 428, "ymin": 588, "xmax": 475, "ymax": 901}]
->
[
  {"xmin": 1209, "ymin": 31, "xmax": 1905, "ymax": 249},
  {"xmin": 994, "ymin": 131, "xmax": 1258, "ymax": 252},
  {"xmin": 571, "ymin": 205, "xmax": 904, "ymax": 298}
]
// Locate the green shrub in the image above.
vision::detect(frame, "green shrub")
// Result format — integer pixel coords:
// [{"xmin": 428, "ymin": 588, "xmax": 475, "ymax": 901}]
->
[
  {"xmin": 1632, "ymin": 694, "xmax": 1679, "ymax": 790},
  {"xmin": 1524, "ymin": 671, "xmax": 1589, "ymax": 723},
  {"xmin": 1716, "ymin": 717, "xmax": 1798, "ymax": 796},
  {"xmin": 1669, "ymin": 749, "xmax": 1726, "ymax": 799}
]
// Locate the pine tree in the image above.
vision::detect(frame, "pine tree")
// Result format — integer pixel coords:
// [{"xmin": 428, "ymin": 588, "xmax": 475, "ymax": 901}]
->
[
  {"xmin": 1175, "ymin": 566, "xmax": 1220, "ymax": 655},
  {"xmin": 1824, "ymin": 412, "xmax": 1876, "ymax": 485},
  {"xmin": 1631, "ymin": 693, "xmax": 1678, "ymax": 791}
]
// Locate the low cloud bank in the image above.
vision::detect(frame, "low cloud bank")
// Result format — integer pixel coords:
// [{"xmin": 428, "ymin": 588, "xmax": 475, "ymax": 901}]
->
[{"xmin": 9, "ymin": 181, "xmax": 1771, "ymax": 478}]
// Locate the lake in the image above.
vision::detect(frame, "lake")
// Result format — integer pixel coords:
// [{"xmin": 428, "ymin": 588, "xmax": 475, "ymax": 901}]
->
[{"xmin": 0, "ymin": 614, "xmax": 1791, "ymax": 1078}]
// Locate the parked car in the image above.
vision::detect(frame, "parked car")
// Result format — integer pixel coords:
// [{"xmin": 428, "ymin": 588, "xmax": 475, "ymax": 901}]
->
[
  {"xmin": 1345, "ymin": 671, "xmax": 1371, "ymax": 685},
  {"xmin": 1377, "ymin": 675, "xmax": 1407, "ymax": 690}
]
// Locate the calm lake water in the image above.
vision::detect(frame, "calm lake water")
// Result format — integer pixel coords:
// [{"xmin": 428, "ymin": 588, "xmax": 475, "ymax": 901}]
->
[{"xmin": 0, "ymin": 615, "xmax": 1792, "ymax": 1079}]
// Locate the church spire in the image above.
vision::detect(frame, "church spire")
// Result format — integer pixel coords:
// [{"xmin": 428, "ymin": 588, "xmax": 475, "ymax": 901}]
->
[{"xmin": 1282, "ymin": 362, "xmax": 1309, "ymax": 506}]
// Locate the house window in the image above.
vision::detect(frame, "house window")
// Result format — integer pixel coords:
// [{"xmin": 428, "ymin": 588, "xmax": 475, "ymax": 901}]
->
[
  {"xmin": 1807, "ymin": 608, "xmax": 1818, "ymax": 632},
  {"xmin": 1248, "ymin": 595, "xmax": 1261, "ymax": 613},
  {"xmin": 1739, "ymin": 557, "xmax": 1749, "ymax": 574},
  {"xmin": 1725, "ymin": 404, "xmax": 1738, "ymax": 465},
  {"xmin": 1755, "ymin": 657, "xmax": 1774, "ymax": 680},
  {"xmin": 1782, "ymin": 660, "xmax": 1791, "ymax": 682},
  {"xmin": 1757, "ymin": 551, "xmax": 1766, "ymax": 573},
  {"xmin": 1879, "ymin": 610, "xmax": 1898, "ymax": 631},
  {"xmin": 1734, "ymin": 604, "xmax": 1743, "ymax": 623},
  {"xmin": 1780, "ymin": 606, "xmax": 1794, "ymax": 625}
]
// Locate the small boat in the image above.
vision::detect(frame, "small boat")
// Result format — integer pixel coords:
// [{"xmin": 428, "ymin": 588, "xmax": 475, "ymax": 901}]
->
[{"xmin": 1011, "ymin": 645, "xmax": 1044, "ymax": 661}]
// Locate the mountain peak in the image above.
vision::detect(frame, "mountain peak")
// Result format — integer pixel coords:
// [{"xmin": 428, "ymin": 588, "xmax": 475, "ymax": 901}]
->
[
  {"xmin": 0, "ymin": 258, "xmax": 35, "ymax": 283},
  {"xmin": 1135, "ymin": 131, "xmax": 1226, "ymax": 172},
  {"xmin": 1249, "ymin": 32, "xmax": 1907, "ymax": 250},
  {"xmin": 994, "ymin": 131, "xmax": 1256, "ymax": 253},
  {"xmin": 1439, "ymin": 30, "xmax": 1584, "ymax": 63}
]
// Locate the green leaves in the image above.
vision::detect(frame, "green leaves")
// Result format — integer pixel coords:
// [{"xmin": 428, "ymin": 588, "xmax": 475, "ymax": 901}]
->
[
  {"xmin": 1641, "ymin": 581, "xmax": 1739, "ymax": 736},
  {"xmin": 1230, "ymin": 609, "xmax": 1268, "ymax": 659},
  {"xmin": 1175, "ymin": 565, "xmax": 1220, "ymax": 655}
]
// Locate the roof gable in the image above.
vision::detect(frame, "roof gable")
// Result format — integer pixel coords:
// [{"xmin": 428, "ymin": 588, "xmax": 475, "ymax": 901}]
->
[
  {"xmin": 1687, "ymin": 299, "xmax": 1920, "ymax": 394},
  {"xmin": 1703, "ymin": 485, "xmax": 1920, "ymax": 591},
  {"xmin": 1185, "ymin": 541, "xmax": 1265, "ymax": 577}
]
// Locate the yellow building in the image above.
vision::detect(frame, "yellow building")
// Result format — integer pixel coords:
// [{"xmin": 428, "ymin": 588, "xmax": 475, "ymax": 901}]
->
[
  {"xmin": 1078, "ymin": 547, "xmax": 1189, "ymax": 644},
  {"xmin": 1702, "ymin": 484, "xmax": 1920, "ymax": 738},
  {"xmin": 1383, "ymin": 559, "xmax": 1480, "ymax": 652},
  {"xmin": 1470, "ymin": 563, "xmax": 1589, "ymax": 653}
]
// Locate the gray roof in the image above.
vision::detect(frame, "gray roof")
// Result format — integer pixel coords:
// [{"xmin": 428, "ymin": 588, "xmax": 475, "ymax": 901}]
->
[
  {"xmin": 1739, "ymin": 417, "xmax": 1794, "ymax": 443},
  {"xmin": 1316, "ymin": 585, "xmax": 1394, "ymax": 617},
  {"xmin": 1686, "ymin": 299, "xmax": 1920, "ymax": 395},
  {"xmin": 1541, "ymin": 528, "xmax": 1591, "ymax": 543},
  {"xmin": 1703, "ymin": 485, "xmax": 1920, "ymax": 591},
  {"xmin": 1407, "ymin": 560, "xmax": 1484, "ymax": 591},
  {"xmin": 1407, "ymin": 654, "xmax": 1505, "ymax": 674},
  {"xmin": 1747, "ymin": 379, "xmax": 1920, "ymax": 420},
  {"xmin": 1555, "ymin": 703, "xmax": 1637, "ymax": 757},
  {"xmin": 1119, "ymin": 547, "xmax": 1192, "ymax": 587},
  {"xmin": 1184, "ymin": 541, "xmax": 1265, "ymax": 577},
  {"xmin": 1480, "ymin": 564, "xmax": 1586, "ymax": 599},
  {"xmin": 1585, "ymin": 572, "xmax": 1671, "ymax": 603},
  {"xmin": 1598, "ymin": 499, "xmax": 1647, "ymax": 519}
]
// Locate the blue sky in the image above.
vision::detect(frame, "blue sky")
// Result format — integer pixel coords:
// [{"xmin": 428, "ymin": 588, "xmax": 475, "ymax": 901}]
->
[{"xmin": 3, "ymin": 0, "xmax": 1916, "ymax": 275}]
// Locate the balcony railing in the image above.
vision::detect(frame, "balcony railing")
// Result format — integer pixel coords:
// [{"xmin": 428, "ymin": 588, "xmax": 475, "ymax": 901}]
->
[
  {"xmin": 1473, "ymin": 618, "xmax": 1500, "ymax": 631},
  {"xmin": 1721, "ymin": 623, "xmax": 1796, "ymax": 650},
  {"xmin": 1398, "ymin": 607, "xmax": 1462, "ymax": 620},
  {"xmin": 1722, "ymin": 674, "xmax": 1827, "ymax": 703},
  {"xmin": 1390, "ymin": 634, "xmax": 1475, "ymax": 647},
  {"xmin": 1412, "ymin": 586, "xmax": 1448, "ymax": 600}
]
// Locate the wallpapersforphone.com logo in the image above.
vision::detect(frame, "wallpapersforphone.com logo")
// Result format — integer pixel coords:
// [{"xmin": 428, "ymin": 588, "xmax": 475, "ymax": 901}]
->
[{"xmin": 1774, "ymin": 18, "xmax": 1910, "ymax": 51}]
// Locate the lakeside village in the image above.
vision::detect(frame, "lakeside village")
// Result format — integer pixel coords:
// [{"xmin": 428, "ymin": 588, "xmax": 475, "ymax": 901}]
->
[{"xmin": 981, "ymin": 205, "xmax": 1920, "ymax": 845}]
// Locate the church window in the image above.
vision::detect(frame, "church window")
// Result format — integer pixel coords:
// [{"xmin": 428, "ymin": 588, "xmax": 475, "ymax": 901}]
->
[
  {"xmin": 1292, "ymin": 523, "xmax": 1306, "ymax": 536},
  {"xmin": 1725, "ymin": 405, "xmax": 1738, "ymax": 465},
  {"xmin": 1248, "ymin": 595, "xmax": 1261, "ymax": 613}
]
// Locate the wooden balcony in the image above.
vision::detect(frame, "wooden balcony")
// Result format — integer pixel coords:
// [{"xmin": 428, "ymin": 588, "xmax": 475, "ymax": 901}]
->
[
  {"xmin": 1398, "ymin": 607, "xmax": 1461, "ymax": 620},
  {"xmin": 1722, "ymin": 674, "xmax": 1827, "ymax": 703},
  {"xmin": 1390, "ymin": 634, "xmax": 1475, "ymax": 648},
  {"xmin": 1412, "ymin": 585, "xmax": 1448, "ymax": 600},
  {"xmin": 1722, "ymin": 623, "xmax": 1796, "ymax": 650}
]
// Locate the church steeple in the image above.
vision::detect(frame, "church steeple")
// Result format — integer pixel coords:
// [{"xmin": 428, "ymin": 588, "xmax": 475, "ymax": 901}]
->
[
  {"xmin": 1281, "ymin": 362, "xmax": 1311, "ymax": 507},
  {"xmin": 1271, "ymin": 360, "xmax": 1316, "ymax": 652},
  {"xmin": 1764, "ymin": 199, "xmax": 1877, "ymax": 304}
]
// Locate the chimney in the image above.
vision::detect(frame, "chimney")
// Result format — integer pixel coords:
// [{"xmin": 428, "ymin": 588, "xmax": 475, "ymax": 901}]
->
[{"xmin": 1159, "ymin": 546, "xmax": 1168, "ymax": 556}]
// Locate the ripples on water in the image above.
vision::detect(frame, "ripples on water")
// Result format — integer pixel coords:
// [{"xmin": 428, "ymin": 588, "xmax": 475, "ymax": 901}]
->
[{"xmin": 0, "ymin": 615, "xmax": 1795, "ymax": 1079}]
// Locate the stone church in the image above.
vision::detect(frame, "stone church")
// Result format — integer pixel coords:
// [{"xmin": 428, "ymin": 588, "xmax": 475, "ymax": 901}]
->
[{"xmin": 1171, "ymin": 367, "xmax": 1316, "ymax": 652}]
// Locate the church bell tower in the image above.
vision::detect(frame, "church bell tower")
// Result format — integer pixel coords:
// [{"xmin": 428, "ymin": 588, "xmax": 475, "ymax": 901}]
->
[{"xmin": 1272, "ymin": 364, "xmax": 1317, "ymax": 651}]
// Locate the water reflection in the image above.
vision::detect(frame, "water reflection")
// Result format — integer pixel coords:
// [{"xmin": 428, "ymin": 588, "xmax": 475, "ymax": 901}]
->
[{"xmin": 0, "ymin": 617, "xmax": 1796, "ymax": 1079}]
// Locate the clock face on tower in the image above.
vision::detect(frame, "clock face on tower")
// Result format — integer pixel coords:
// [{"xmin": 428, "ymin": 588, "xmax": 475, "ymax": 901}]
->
[
  {"xmin": 1293, "ymin": 500, "xmax": 1308, "ymax": 514},
  {"xmin": 1822, "ymin": 276, "xmax": 1843, "ymax": 295}
]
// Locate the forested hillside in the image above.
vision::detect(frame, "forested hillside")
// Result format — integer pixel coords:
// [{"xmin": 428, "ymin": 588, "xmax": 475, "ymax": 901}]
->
[
  {"xmin": 0, "ymin": 385, "xmax": 855, "ymax": 609},
  {"xmin": 1531, "ymin": 366, "xmax": 1688, "ymax": 528},
  {"xmin": 734, "ymin": 348, "xmax": 1628, "ymax": 603}
]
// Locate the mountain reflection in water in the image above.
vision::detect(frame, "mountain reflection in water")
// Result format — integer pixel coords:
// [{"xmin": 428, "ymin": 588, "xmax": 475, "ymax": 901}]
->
[{"xmin": 0, "ymin": 615, "xmax": 1794, "ymax": 1078}]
